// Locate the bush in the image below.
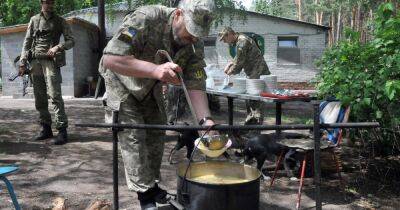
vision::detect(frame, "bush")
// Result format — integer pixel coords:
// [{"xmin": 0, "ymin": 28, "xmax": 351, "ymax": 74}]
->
[{"xmin": 316, "ymin": 3, "xmax": 400, "ymax": 155}]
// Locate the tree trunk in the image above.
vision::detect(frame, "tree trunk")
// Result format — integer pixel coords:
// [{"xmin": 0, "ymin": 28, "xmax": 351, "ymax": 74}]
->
[
  {"xmin": 356, "ymin": 2, "xmax": 362, "ymax": 32},
  {"xmin": 351, "ymin": 6, "xmax": 356, "ymax": 30},
  {"xmin": 359, "ymin": 6, "xmax": 365, "ymax": 43},
  {"xmin": 315, "ymin": 0, "xmax": 319, "ymax": 24},
  {"xmin": 330, "ymin": 14, "xmax": 335, "ymax": 46},
  {"xmin": 366, "ymin": 8, "xmax": 373, "ymax": 41},
  {"xmin": 336, "ymin": 6, "xmax": 342, "ymax": 42},
  {"xmin": 319, "ymin": 12, "xmax": 324, "ymax": 25},
  {"xmin": 295, "ymin": 0, "xmax": 303, "ymax": 21}
]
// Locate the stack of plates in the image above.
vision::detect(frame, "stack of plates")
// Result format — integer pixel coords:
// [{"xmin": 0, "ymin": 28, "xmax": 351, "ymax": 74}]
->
[
  {"xmin": 232, "ymin": 78, "xmax": 247, "ymax": 94},
  {"xmin": 260, "ymin": 75, "xmax": 277, "ymax": 93},
  {"xmin": 246, "ymin": 79, "xmax": 265, "ymax": 95},
  {"xmin": 213, "ymin": 75, "xmax": 227, "ymax": 90}
]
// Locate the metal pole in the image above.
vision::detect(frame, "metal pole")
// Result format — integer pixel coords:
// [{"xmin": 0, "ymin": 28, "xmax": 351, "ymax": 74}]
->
[
  {"xmin": 313, "ymin": 102, "xmax": 322, "ymax": 210},
  {"xmin": 95, "ymin": 0, "xmax": 106, "ymax": 99},
  {"xmin": 98, "ymin": 0, "xmax": 106, "ymax": 52},
  {"xmin": 112, "ymin": 111, "xmax": 119, "ymax": 210},
  {"xmin": 228, "ymin": 97, "xmax": 234, "ymax": 125},
  {"xmin": 75, "ymin": 122, "xmax": 380, "ymax": 131},
  {"xmin": 276, "ymin": 102, "xmax": 282, "ymax": 135}
]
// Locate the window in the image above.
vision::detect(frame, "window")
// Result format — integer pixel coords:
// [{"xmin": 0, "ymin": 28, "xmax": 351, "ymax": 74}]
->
[
  {"xmin": 278, "ymin": 37, "xmax": 298, "ymax": 48},
  {"xmin": 277, "ymin": 36, "xmax": 300, "ymax": 64},
  {"xmin": 203, "ymin": 37, "xmax": 217, "ymax": 47}
]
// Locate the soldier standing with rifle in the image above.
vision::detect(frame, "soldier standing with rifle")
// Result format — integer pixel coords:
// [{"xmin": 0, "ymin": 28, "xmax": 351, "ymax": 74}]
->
[
  {"xmin": 100, "ymin": 0, "xmax": 216, "ymax": 209},
  {"xmin": 19, "ymin": 0, "xmax": 74, "ymax": 145}
]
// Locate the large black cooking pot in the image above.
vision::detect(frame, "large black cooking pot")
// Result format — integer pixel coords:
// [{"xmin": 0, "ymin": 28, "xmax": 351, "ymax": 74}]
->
[{"xmin": 177, "ymin": 161, "xmax": 261, "ymax": 210}]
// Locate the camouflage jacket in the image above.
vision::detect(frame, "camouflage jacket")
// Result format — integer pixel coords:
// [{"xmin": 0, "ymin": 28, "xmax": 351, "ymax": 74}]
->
[
  {"xmin": 228, "ymin": 33, "xmax": 270, "ymax": 79},
  {"xmin": 100, "ymin": 5, "xmax": 207, "ymax": 109},
  {"xmin": 20, "ymin": 12, "xmax": 74, "ymax": 63}
]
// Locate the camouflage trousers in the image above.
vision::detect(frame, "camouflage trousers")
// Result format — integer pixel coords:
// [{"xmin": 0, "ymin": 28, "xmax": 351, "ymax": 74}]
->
[
  {"xmin": 31, "ymin": 59, "xmax": 68, "ymax": 129},
  {"xmin": 109, "ymin": 94, "xmax": 166, "ymax": 192}
]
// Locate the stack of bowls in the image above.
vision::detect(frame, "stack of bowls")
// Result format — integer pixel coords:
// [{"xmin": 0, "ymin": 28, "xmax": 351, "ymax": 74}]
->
[
  {"xmin": 232, "ymin": 78, "xmax": 247, "ymax": 94},
  {"xmin": 260, "ymin": 75, "xmax": 277, "ymax": 93},
  {"xmin": 246, "ymin": 79, "xmax": 265, "ymax": 95}
]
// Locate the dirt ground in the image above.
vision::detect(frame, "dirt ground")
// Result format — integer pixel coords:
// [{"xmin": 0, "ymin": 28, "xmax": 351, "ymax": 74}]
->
[{"xmin": 1, "ymin": 98, "xmax": 399, "ymax": 210}]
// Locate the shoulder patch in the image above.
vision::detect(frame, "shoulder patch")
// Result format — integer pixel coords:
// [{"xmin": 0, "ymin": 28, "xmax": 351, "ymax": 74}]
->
[{"xmin": 117, "ymin": 27, "xmax": 138, "ymax": 43}]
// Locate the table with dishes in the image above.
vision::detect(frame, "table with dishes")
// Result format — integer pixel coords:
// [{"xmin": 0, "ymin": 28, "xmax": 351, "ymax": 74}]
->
[{"xmin": 206, "ymin": 75, "xmax": 315, "ymax": 132}]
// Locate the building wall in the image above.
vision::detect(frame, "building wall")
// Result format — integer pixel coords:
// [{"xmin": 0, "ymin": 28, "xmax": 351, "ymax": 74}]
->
[
  {"xmin": 70, "ymin": 11, "xmax": 327, "ymax": 83},
  {"xmin": 71, "ymin": 24, "xmax": 99, "ymax": 97},
  {"xmin": 70, "ymin": 12, "xmax": 125, "ymax": 37},
  {"xmin": 0, "ymin": 33, "xmax": 25, "ymax": 96}
]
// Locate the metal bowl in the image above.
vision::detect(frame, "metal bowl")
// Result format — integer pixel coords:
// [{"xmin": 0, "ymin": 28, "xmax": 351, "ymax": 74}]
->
[
  {"xmin": 195, "ymin": 139, "xmax": 232, "ymax": 158},
  {"xmin": 201, "ymin": 135, "xmax": 229, "ymax": 150}
]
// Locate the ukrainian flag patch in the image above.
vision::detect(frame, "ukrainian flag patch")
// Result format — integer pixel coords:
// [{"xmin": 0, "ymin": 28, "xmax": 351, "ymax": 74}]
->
[{"xmin": 118, "ymin": 27, "xmax": 137, "ymax": 43}]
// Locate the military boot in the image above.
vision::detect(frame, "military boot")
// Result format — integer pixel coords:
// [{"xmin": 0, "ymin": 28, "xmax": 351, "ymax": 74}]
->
[
  {"xmin": 54, "ymin": 128, "xmax": 68, "ymax": 145},
  {"xmin": 137, "ymin": 191, "xmax": 157, "ymax": 210},
  {"xmin": 35, "ymin": 124, "xmax": 53, "ymax": 140}
]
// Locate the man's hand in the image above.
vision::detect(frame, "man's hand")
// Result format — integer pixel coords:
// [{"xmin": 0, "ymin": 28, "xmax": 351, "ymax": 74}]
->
[
  {"xmin": 18, "ymin": 65, "xmax": 27, "ymax": 76},
  {"xmin": 224, "ymin": 62, "xmax": 234, "ymax": 75},
  {"xmin": 154, "ymin": 62, "xmax": 182, "ymax": 85},
  {"xmin": 47, "ymin": 46, "xmax": 60, "ymax": 57}
]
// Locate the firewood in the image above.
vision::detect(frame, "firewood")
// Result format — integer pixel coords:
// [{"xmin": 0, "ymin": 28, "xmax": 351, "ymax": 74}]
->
[
  {"xmin": 52, "ymin": 197, "xmax": 67, "ymax": 210},
  {"xmin": 85, "ymin": 200, "xmax": 111, "ymax": 210}
]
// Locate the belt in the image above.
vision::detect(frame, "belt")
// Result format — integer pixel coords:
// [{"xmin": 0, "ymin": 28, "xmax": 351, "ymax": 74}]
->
[{"xmin": 33, "ymin": 53, "xmax": 52, "ymax": 60}]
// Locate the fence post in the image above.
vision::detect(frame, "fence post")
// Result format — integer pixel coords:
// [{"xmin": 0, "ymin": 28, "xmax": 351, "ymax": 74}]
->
[
  {"xmin": 112, "ymin": 111, "xmax": 119, "ymax": 210},
  {"xmin": 313, "ymin": 102, "xmax": 322, "ymax": 210}
]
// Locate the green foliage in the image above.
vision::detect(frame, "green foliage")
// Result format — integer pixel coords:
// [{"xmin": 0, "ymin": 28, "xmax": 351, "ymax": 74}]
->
[
  {"xmin": 316, "ymin": 3, "xmax": 400, "ymax": 154},
  {"xmin": 253, "ymin": 0, "xmax": 297, "ymax": 19},
  {"xmin": 0, "ymin": 0, "xmax": 115, "ymax": 26}
]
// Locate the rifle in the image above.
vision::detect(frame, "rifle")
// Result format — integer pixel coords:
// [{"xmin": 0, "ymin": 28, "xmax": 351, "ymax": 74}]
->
[{"xmin": 8, "ymin": 55, "xmax": 32, "ymax": 96}]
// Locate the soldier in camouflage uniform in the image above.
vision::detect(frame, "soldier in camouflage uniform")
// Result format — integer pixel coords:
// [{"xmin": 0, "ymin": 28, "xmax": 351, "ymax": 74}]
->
[
  {"xmin": 99, "ymin": 0, "xmax": 216, "ymax": 209},
  {"xmin": 219, "ymin": 27, "xmax": 270, "ymax": 131},
  {"xmin": 165, "ymin": 84, "xmax": 187, "ymax": 124},
  {"xmin": 165, "ymin": 40, "xmax": 206, "ymax": 124},
  {"xmin": 19, "ymin": 0, "xmax": 74, "ymax": 145}
]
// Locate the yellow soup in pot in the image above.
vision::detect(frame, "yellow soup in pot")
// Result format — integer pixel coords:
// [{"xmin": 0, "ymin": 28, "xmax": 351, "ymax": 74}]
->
[{"xmin": 190, "ymin": 174, "xmax": 251, "ymax": 185}]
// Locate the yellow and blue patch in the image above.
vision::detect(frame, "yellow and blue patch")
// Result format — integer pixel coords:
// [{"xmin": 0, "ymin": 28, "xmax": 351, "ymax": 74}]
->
[{"xmin": 118, "ymin": 27, "xmax": 138, "ymax": 44}]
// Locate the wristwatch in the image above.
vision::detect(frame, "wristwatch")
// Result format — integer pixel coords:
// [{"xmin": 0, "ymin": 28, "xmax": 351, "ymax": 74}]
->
[{"xmin": 198, "ymin": 116, "xmax": 214, "ymax": 125}]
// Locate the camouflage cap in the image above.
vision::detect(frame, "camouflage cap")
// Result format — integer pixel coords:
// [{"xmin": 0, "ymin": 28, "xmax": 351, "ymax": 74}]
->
[
  {"xmin": 218, "ymin": 27, "xmax": 235, "ymax": 41},
  {"xmin": 178, "ymin": 0, "xmax": 215, "ymax": 38}
]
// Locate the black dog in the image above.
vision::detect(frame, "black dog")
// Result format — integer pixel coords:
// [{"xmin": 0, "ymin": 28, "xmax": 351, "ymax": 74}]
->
[
  {"xmin": 168, "ymin": 126, "xmax": 199, "ymax": 164},
  {"xmin": 238, "ymin": 133, "xmax": 307, "ymax": 177}
]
